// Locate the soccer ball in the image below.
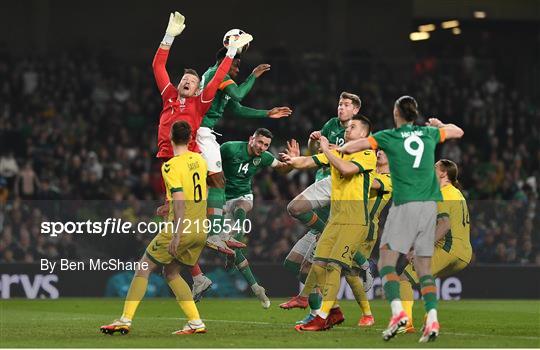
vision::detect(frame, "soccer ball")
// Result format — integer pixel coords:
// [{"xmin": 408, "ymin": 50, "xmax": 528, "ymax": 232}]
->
[{"xmin": 223, "ymin": 29, "xmax": 250, "ymax": 54}]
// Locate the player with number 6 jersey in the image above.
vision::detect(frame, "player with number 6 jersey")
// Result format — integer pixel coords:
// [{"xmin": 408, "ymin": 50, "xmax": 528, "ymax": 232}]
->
[
  {"xmin": 339, "ymin": 95, "xmax": 464, "ymax": 342},
  {"xmin": 101, "ymin": 120, "xmax": 210, "ymax": 335}
]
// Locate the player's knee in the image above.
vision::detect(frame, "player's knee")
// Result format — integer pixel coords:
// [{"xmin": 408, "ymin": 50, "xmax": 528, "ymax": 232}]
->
[
  {"xmin": 326, "ymin": 262, "xmax": 342, "ymax": 273},
  {"xmin": 162, "ymin": 266, "xmax": 180, "ymax": 281},
  {"xmin": 207, "ymin": 172, "xmax": 225, "ymax": 188},
  {"xmin": 287, "ymin": 199, "xmax": 305, "ymax": 218},
  {"xmin": 300, "ymin": 262, "xmax": 312, "ymax": 275}
]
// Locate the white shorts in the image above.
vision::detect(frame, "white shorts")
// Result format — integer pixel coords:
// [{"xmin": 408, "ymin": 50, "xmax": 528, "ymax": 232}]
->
[
  {"xmin": 196, "ymin": 127, "xmax": 222, "ymax": 173},
  {"xmin": 300, "ymin": 176, "xmax": 331, "ymax": 209},
  {"xmin": 224, "ymin": 194, "xmax": 254, "ymax": 218},
  {"xmin": 380, "ymin": 201, "xmax": 437, "ymax": 256},
  {"xmin": 288, "ymin": 232, "xmax": 318, "ymax": 264}
]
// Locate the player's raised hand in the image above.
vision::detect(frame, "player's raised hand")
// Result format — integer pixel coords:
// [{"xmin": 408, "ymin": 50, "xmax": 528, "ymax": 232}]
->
[
  {"xmin": 286, "ymin": 139, "xmax": 300, "ymax": 157},
  {"xmin": 252, "ymin": 64, "xmax": 271, "ymax": 78},
  {"xmin": 166, "ymin": 12, "xmax": 186, "ymax": 37},
  {"xmin": 319, "ymin": 136, "xmax": 330, "ymax": 151},
  {"xmin": 228, "ymin": 33, "xmax": 253, "ymax": 49},
  {"xmin": 309, "ymin": 131, "xmax": 322, "ymax": 140},
  {"xmin": 267, "ymin": 106, "xmax": 292, "ymax": 119},
  {"xmin": 426, "ymin": 117, "xmax": 444, "ymax": 127}
]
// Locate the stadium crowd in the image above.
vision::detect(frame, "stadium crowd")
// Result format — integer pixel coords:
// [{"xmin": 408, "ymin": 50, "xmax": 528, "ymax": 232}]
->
[{"xmin": 0, "ymin": 40, "xmax": 538, "ymax": 266}]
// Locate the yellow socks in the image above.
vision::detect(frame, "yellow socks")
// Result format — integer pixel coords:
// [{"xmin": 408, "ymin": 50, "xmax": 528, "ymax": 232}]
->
[
  {"xmin": 168, "ymin": 276, "xmax": 201, "ymax": 321},
  {"xmin": 400, "ymin": 280, "xmax": 414, "ymax": 323},
  {"xmin": 345, "ymin": 274, "xmax": 372, "ymax": 316},
  {"xmin": 319, "ymin": 264, "xmax": 341, "ymax": 317},
  {"xmin": 121, "ymin": 276, "xmax": 148, "ymax": 321},
  {"xmin": 299, "ymin": 265, "xmax": 319, "ymax": 298}
]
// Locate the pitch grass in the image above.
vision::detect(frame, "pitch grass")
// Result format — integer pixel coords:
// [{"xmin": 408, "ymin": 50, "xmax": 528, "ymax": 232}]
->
[{"xmin": 1, "ymin": 298, "xmax": 539, "ymax": 348}]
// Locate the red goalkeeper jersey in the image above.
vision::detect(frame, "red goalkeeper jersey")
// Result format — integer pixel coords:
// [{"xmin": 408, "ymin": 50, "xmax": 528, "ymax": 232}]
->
[{"xmin": 152, "ymin": 48, "xmax": 232, "ymax": 158}]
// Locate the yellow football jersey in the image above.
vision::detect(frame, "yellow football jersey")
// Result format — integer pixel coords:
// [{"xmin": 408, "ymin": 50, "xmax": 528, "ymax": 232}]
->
[
  {"xmin": 435, "ymin": 184, "xmax": 472, "ymax": 262},
  {"xmin": 312, "ymin": 149, "xmax": 377, "ymax": 225},
  {"xmin": 367, "ymin": 172, "xmax": 393, "ymax": 240},
  {"xmin": 162, "ymin": 152, "xmax": 208, "ymax": 230}
]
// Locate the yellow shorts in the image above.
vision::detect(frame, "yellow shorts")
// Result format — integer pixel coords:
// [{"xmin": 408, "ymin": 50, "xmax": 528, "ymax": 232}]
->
[
  {"xmin": 314, "ymin": 222, "xmax": 369, "ymax": 268},
  {"xmin": 403, "ymin": 247, "xmax": 470, "ymax": 285},
  {"xmin": 146, "ymin": 229, "xmax": 206, "ymax": 267}
]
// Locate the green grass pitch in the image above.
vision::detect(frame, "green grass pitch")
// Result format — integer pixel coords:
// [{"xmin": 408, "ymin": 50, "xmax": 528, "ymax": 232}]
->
[{"xmin": 1, "ymin": 298, "xmax": 539, "ymax": 347}]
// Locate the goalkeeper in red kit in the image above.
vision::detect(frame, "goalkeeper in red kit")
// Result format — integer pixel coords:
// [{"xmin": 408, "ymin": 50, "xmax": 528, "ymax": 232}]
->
[
  {"xmin": 153, "ymin": 11, "xmax": 253, "ymax": 157},
  {"xmin": 153, "ymin": 11, "xmax": 253, "ymax": 295}
]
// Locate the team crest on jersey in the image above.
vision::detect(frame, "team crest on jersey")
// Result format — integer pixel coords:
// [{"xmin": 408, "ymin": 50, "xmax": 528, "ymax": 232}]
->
[
  {"xmin": 253, "ymin": 157, "xmax": 261, "ymax": 166},
  {"xmin": 216, "ymin": 161, "xmax": 222, "ymax": 168}
]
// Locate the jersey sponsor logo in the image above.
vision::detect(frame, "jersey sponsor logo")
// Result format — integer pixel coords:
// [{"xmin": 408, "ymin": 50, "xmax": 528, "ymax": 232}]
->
[{"xmin": 253, "ymin": 157, "xmax": 261, "ymax": 166}]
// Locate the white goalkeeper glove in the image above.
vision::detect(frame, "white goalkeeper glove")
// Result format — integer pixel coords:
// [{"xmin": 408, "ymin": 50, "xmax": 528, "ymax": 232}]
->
[
  {"xmin": 226, "ymin": 33, "xmax": 253, "ymax": 58},
  {"xmin": 161, "ymin": 11, "xmax": 186, "ymax": 46}
]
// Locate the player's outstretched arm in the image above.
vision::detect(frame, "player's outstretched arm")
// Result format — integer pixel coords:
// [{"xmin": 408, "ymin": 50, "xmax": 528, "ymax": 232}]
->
[
  {"xmin": 223, "ymin": 64, "xmax": 270, "ymax": 102},
  {"xmin": 153, "ymin": 12, "xmax": 186, "ymax": 95},
  {"xmin": 320, "ymin": 136, "xmax": 360, "ymax": 177},
  {"xmin": 199, "ymin": 33, "xmax": 253, "ymax": 112},
  {"xmin": 168, "ymin": 191, "xmax": 186, "ymax": 257},
  {"xmin": 338, "ymin": 137, "xmax": 372, "ymax": 154},
  {"xmin": 278, "ymin": 153, "xmax": 317, "ymax": 170},
  {"xmin": 426, "ymin": 118, "xmax": 464, "ymax": 140},
  {"xmin": 225, "ymin": 100, "xmax": 292, "ymax": 119}
]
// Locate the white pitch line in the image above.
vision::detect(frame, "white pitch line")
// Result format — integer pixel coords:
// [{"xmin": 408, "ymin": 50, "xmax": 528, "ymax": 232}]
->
[
  {"xmin": 28, "ymin": 315, "xmax": 540, "ymax": 341},
  {"xmin": 168, "ymin": 317, "xmax": 540, "ymax": 341}
]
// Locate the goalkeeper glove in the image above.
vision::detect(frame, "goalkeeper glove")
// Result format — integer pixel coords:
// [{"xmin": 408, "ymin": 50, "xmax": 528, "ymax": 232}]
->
[
  {"xmin": 226, "ymin": 33, "xmax": 253, "ymax": 58},
  {"xmin": 161, "ymin": 11, "xmax": 186, "ymax": 46}
]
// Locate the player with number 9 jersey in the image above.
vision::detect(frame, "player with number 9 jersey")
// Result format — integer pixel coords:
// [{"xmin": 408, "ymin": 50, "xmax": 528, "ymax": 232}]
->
[
  {"xmin": 368, "ymin": 125, "xmax": 443, "ymax": 205},
  {"xmin": 338, "ymin": 95, "xmax": 464, "ymax": 342}
]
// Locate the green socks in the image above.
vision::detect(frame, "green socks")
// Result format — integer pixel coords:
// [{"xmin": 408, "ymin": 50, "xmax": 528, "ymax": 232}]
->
[
  {"xmin": 208, "ymin": 187, "xmax": 225, "ymax": 236},
  {"xmin": 294, "ymin": 211, "xmax": 326, "ymax": 233},
  {"xmin": 380, "ymin": 265, "xmax": 400, "ymax": 303},
  {"xmin": 420, "ymin": 275, "xmax": 438, "ymax": 312}
]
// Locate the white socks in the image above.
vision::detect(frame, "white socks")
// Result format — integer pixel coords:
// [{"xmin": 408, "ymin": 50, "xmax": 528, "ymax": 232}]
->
[
  {"xmin": 391, "ymin": 299, "xmax": 404, "ymax": 316},
  {"xmin": 426, "ymin": 309, "xmax": 438, "ymax": 324}
]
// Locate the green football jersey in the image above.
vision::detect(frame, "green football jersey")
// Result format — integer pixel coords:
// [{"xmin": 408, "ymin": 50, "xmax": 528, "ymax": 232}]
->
[
  {"xmin": 321, "ymin": 117, "xmax": 347, "ymax": 146},
  {"xmin": 200, "ymin": 63, "xmax": 233, "ymax": 129},
  {"xmin": 316, "ymin": 117, "xmax": 347, "ymax": 179},
  {"xmin": 371, "ymin": 124, "xmax": 443, "ymax": 205},
  {"xmin": 221, "ymin": 141, "xmax": 277, "ymax": 200}
]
